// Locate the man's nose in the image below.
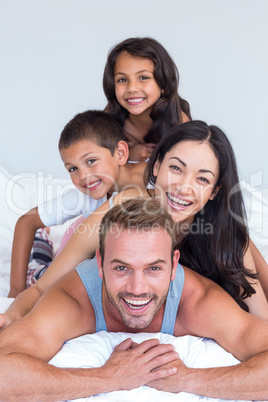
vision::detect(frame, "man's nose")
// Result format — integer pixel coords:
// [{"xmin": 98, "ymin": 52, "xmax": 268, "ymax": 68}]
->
[{"xmin": 126, "ymin": 273, "xmax": 148, "ymax": 295}]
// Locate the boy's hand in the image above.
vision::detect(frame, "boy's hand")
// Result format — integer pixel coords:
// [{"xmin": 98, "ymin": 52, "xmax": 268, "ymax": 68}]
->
[
  {"xmin": 0, "ymin": 313, "xmax": 12, "ymax": 331},
  {"xmin": 100, "ymin": 338, "xmax": 178, "ymax": 392}
]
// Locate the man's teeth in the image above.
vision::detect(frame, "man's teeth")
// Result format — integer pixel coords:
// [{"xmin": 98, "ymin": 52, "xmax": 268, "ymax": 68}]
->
[
  {"xmin": 124, "ymin": 298, "xmax": 150, "ymax": 309},
  {"xmin": 127, "ymin": 98, "xmax": 144, "ymax": 103},
  {"xmin": 86, "ymin": 180, "xmax": 101, "ymax": 189},
  {"xmin": 167, "ymin": 194, "xmax": 191, "ymax": 206}
]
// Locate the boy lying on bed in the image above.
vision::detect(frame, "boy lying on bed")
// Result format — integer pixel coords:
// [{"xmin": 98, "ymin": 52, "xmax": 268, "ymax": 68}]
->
[
  {"xmin": 0, "ymin": 198, "xmax": 268, "ymax": 401},
  {"xmin": 9, "ymin": 110, "xmax": 146, "ymax": 297}
]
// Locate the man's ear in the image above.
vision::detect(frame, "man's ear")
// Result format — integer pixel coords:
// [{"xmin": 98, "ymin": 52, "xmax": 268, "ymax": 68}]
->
[
  {"xmin": 153, "ymin": 159, "xmax": 161, "ymax": 177},
  {"xmin": 116, "ymin": 141, "xmax": 129, "ymax": 165},
  {"xmin": 96, "ymin": 248, "xmax": 103, "ymax": 279},
  {"xmin": 209, "ymin": 185, "xmax": 221, "ymax": 201},
  {"xmin": 171, "ymin": 249, "xmax": 180, "ymax": 281}
]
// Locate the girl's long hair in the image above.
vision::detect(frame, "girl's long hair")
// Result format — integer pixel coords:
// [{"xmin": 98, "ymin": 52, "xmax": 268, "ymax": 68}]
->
[
  {"xmin": 103, "ymin": 37, "xmax": 191, "ymax": 144},
  {"xmin": 145, "ymin": 120, "xmax": 257, "ymax": 311}
]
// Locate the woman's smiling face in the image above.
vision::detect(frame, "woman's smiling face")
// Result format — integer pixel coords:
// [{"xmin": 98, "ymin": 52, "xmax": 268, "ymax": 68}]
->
[{"xmin": 153, "ymin": 140, "xmax": 220, "ymax": 225}]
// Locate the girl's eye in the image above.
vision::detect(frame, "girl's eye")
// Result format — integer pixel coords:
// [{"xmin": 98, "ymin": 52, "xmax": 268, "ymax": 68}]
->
[
  {"xmin": 87, "ymin": 159, "xmax": 96, "ymax": 165},
  {"xmin": 68, "ymin": 166, "xmax": 77, "ymax": 173},
  {"xmin": 117, "ymin": 78, "xmax": 127, "ymax": 83},
  {"xmin": 140, "ymin": 75, "xmax": 149, "ymax": 80}
]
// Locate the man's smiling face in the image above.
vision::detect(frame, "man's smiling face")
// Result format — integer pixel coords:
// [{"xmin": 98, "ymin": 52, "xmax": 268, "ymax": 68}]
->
[{"xmin": 96, "ymin": 227, "xmax": 179, "ymax": 330}]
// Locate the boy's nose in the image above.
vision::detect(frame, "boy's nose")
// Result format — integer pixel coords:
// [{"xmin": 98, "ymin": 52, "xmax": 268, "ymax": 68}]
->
[{"xmin": 79, "ymin": 168, "xmax": 90, "ymax": 181}]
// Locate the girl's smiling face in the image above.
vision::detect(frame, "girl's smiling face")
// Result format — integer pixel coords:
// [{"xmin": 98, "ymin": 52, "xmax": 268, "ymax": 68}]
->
[
  {"xmin": 153, "ymin": 140, "xmax": 220, "ymax": 225},
  {"xmin": 114, "ymin": 51, "xmax": 162, "ymax": 120}
]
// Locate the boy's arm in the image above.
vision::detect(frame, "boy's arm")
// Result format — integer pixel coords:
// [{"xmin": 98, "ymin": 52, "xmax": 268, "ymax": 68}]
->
[
  {"xmin": 249, "ymin": 238, "xmax": 268, "ymax": 300},
  {"xmin": 8, "ymin": 207, "xmax": 45, "ymax": 297},
  {"xmin": 0, "ymin": 270, "xmax": 178, "ymax": 401},
  {"xmin": 1, "ymin": 188, "xmax": 148, "ymax": 330}
]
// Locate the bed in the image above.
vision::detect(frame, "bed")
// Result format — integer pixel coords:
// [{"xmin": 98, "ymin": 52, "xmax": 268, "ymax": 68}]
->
[{"xmin": 0, "ymin": 165, "xmax": 267, "ymax": 402}]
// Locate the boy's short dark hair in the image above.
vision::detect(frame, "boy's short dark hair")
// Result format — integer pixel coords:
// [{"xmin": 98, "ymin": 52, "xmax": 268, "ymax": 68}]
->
[{"xmin": 59, "ymin": 110, "xmax": 125, "ymax": 155}]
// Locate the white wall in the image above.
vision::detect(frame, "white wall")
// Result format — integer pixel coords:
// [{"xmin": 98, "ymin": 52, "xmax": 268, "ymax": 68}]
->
[{"xmin": 0, "ymin": 0, "xmax": 267, "ymax": 189}]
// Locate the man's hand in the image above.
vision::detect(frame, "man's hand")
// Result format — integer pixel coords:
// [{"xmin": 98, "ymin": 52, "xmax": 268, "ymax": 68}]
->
[
  {"xmin": 101, "ymin": 337, "xmax": 179, "ymax": 392},
  {"xmin": 147, "ymin": 353, "xmax": 188, "ymax": 393}
]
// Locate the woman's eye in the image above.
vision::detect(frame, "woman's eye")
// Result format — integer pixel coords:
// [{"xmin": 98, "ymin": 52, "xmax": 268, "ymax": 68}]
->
[
  {"xmin": 117, "ymin": 78, "xmax": 127, "ymax": 83},
  {"xmin": 198, "ymin": 177, "xmax": 209, "ymax": 184},
  {"xmin": 140, "ymin": 75, "xmax": 149, "ymax": 80},
  {"xmin": 170, "ymin": 165, "xmax": 181, "ymax": 172}
]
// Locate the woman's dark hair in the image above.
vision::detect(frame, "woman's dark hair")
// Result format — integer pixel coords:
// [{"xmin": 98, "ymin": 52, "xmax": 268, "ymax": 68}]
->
[
  {"xmin": 145, "ymin": 120, "xmax": 257, "ymax": 311},
  {"xmin": 103, "ymin": 37, "xmax": 191, "ymax": 144}
]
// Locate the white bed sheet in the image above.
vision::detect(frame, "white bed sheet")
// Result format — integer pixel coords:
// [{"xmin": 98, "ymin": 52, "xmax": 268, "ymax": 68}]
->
[
  {"xmin": 0, "ymin": 167, "xmax": 267, "ymax": 401},
  {"xmin": 0, "ymin": 297, "xmax": 259, "ymax": 402}
]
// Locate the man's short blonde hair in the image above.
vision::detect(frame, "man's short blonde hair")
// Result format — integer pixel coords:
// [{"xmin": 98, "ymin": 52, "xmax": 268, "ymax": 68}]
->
[{"xmin": 99, "ymin": 197, "xmax": 176, "ymax": 261}]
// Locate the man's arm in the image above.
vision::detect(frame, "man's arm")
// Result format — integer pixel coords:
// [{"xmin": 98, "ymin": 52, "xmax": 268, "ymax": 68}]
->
[
  {"xmin": 249, "ymin": 238, "xmax": 268, "ymax": 301},
  {"xmin": 148, "ymin": 268, "xmax": 268, "ymax": 400},
  {"xmin": 0, "ymin": 270, "xmax": 179, "ymax": 401}
]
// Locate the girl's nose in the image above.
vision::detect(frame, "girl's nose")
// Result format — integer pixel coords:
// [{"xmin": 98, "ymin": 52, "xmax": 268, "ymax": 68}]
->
[{"xmin": 127, "ymin": 79, "xmax": 138, "ymax": 92}]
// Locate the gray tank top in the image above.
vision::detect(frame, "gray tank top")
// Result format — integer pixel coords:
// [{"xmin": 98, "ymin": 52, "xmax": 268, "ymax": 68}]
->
[{"xmin": 76, "ymin": 258, "xmax": 185, "ymax": 335}]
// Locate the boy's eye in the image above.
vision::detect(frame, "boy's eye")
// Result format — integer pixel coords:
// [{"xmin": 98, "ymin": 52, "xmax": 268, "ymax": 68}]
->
[
  {"xmin": 87, "ymin": 159, "xmax": 96, "ymax": 165},
  {"xmin": 68, "ymin": 166, "xmax": 77, "ymax": 173}
]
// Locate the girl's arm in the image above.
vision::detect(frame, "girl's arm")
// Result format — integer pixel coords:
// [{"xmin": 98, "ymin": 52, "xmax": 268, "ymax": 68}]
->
[
  {"xmin": 1, "ymin": 189, "xmax": 146, "ymax": 329},
  {"xmin": 249, "ymin": 238, "xmax": 268, "ymax": 300},
  {"xmin": 8, "ymin": 207, "xmax": 45, "ymax": 298},
  {"xmin": 243, "ymin": 246, "xmax": 268, "ymax": 320}
]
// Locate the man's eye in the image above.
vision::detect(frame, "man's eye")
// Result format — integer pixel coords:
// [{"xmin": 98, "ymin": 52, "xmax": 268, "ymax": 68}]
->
[
  {"xmin": 116, "ymin": 266, "xmax": 127, "ymax": 271},
  {"xmin": 150, "ymin": 266, "xmax": 160, "ymax": 271}
]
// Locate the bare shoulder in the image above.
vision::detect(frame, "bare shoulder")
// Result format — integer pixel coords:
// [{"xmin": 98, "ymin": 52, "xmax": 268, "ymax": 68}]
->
[
  {"xmin": 0, "ymin": 270, "xmax": 95, "ymax": 361},
  {"xmin": 175, "ymin": 267, "xmax": 238, "ymax": 335},
  {"xmin": 176, "ymin": 267, "xmax": 268, "ymax": 361}
]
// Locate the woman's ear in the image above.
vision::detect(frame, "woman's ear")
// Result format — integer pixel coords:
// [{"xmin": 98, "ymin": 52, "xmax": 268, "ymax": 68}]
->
[
  {"xmin": 209, "ymin": 185, "xmax": 221, "ymax": 201},
  {"xmin": 153, "ymin": 159, "xmax": 161, "ymax": 177},
  {"xmin": 116, "ymin": 141, "xmax": 129, "ymax": 165}
]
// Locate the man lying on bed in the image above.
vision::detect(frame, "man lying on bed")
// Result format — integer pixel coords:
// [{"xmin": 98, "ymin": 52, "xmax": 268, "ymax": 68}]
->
[{"xmin": 1, "ymin": 198, "xmax": 268, "ymax": 401}]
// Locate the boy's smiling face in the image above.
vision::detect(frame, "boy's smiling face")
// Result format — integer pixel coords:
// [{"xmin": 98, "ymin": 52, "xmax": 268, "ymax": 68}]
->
[{"xmin": 60, "ymin": 139, "xmax": 126, "ymax": 199}]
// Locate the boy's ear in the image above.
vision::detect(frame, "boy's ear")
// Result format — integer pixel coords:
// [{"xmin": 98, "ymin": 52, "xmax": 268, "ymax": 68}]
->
[
  {"xmin": 116, "ymin": 141, "xmax": 129, "ymax": 165},
  {"xmin": 209, "ymin": 185, "xmax": 221, "ymax": 201},
  {"xmin": 153, "ymin": 159, "xmax": 161, "ymax": 177}
]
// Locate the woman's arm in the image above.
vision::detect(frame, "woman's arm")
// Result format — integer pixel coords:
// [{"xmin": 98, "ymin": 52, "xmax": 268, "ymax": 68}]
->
[
  {"xmin": 249, "ymin": 238, "xmax": 268, "ymax": 300},
  {"xmin": 243, "ymin": 245, "xmax": 268, "ymax": 320},
  {"xmin": 8, "ymin": 207, "xmax": 45, "ymax": 297}
]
